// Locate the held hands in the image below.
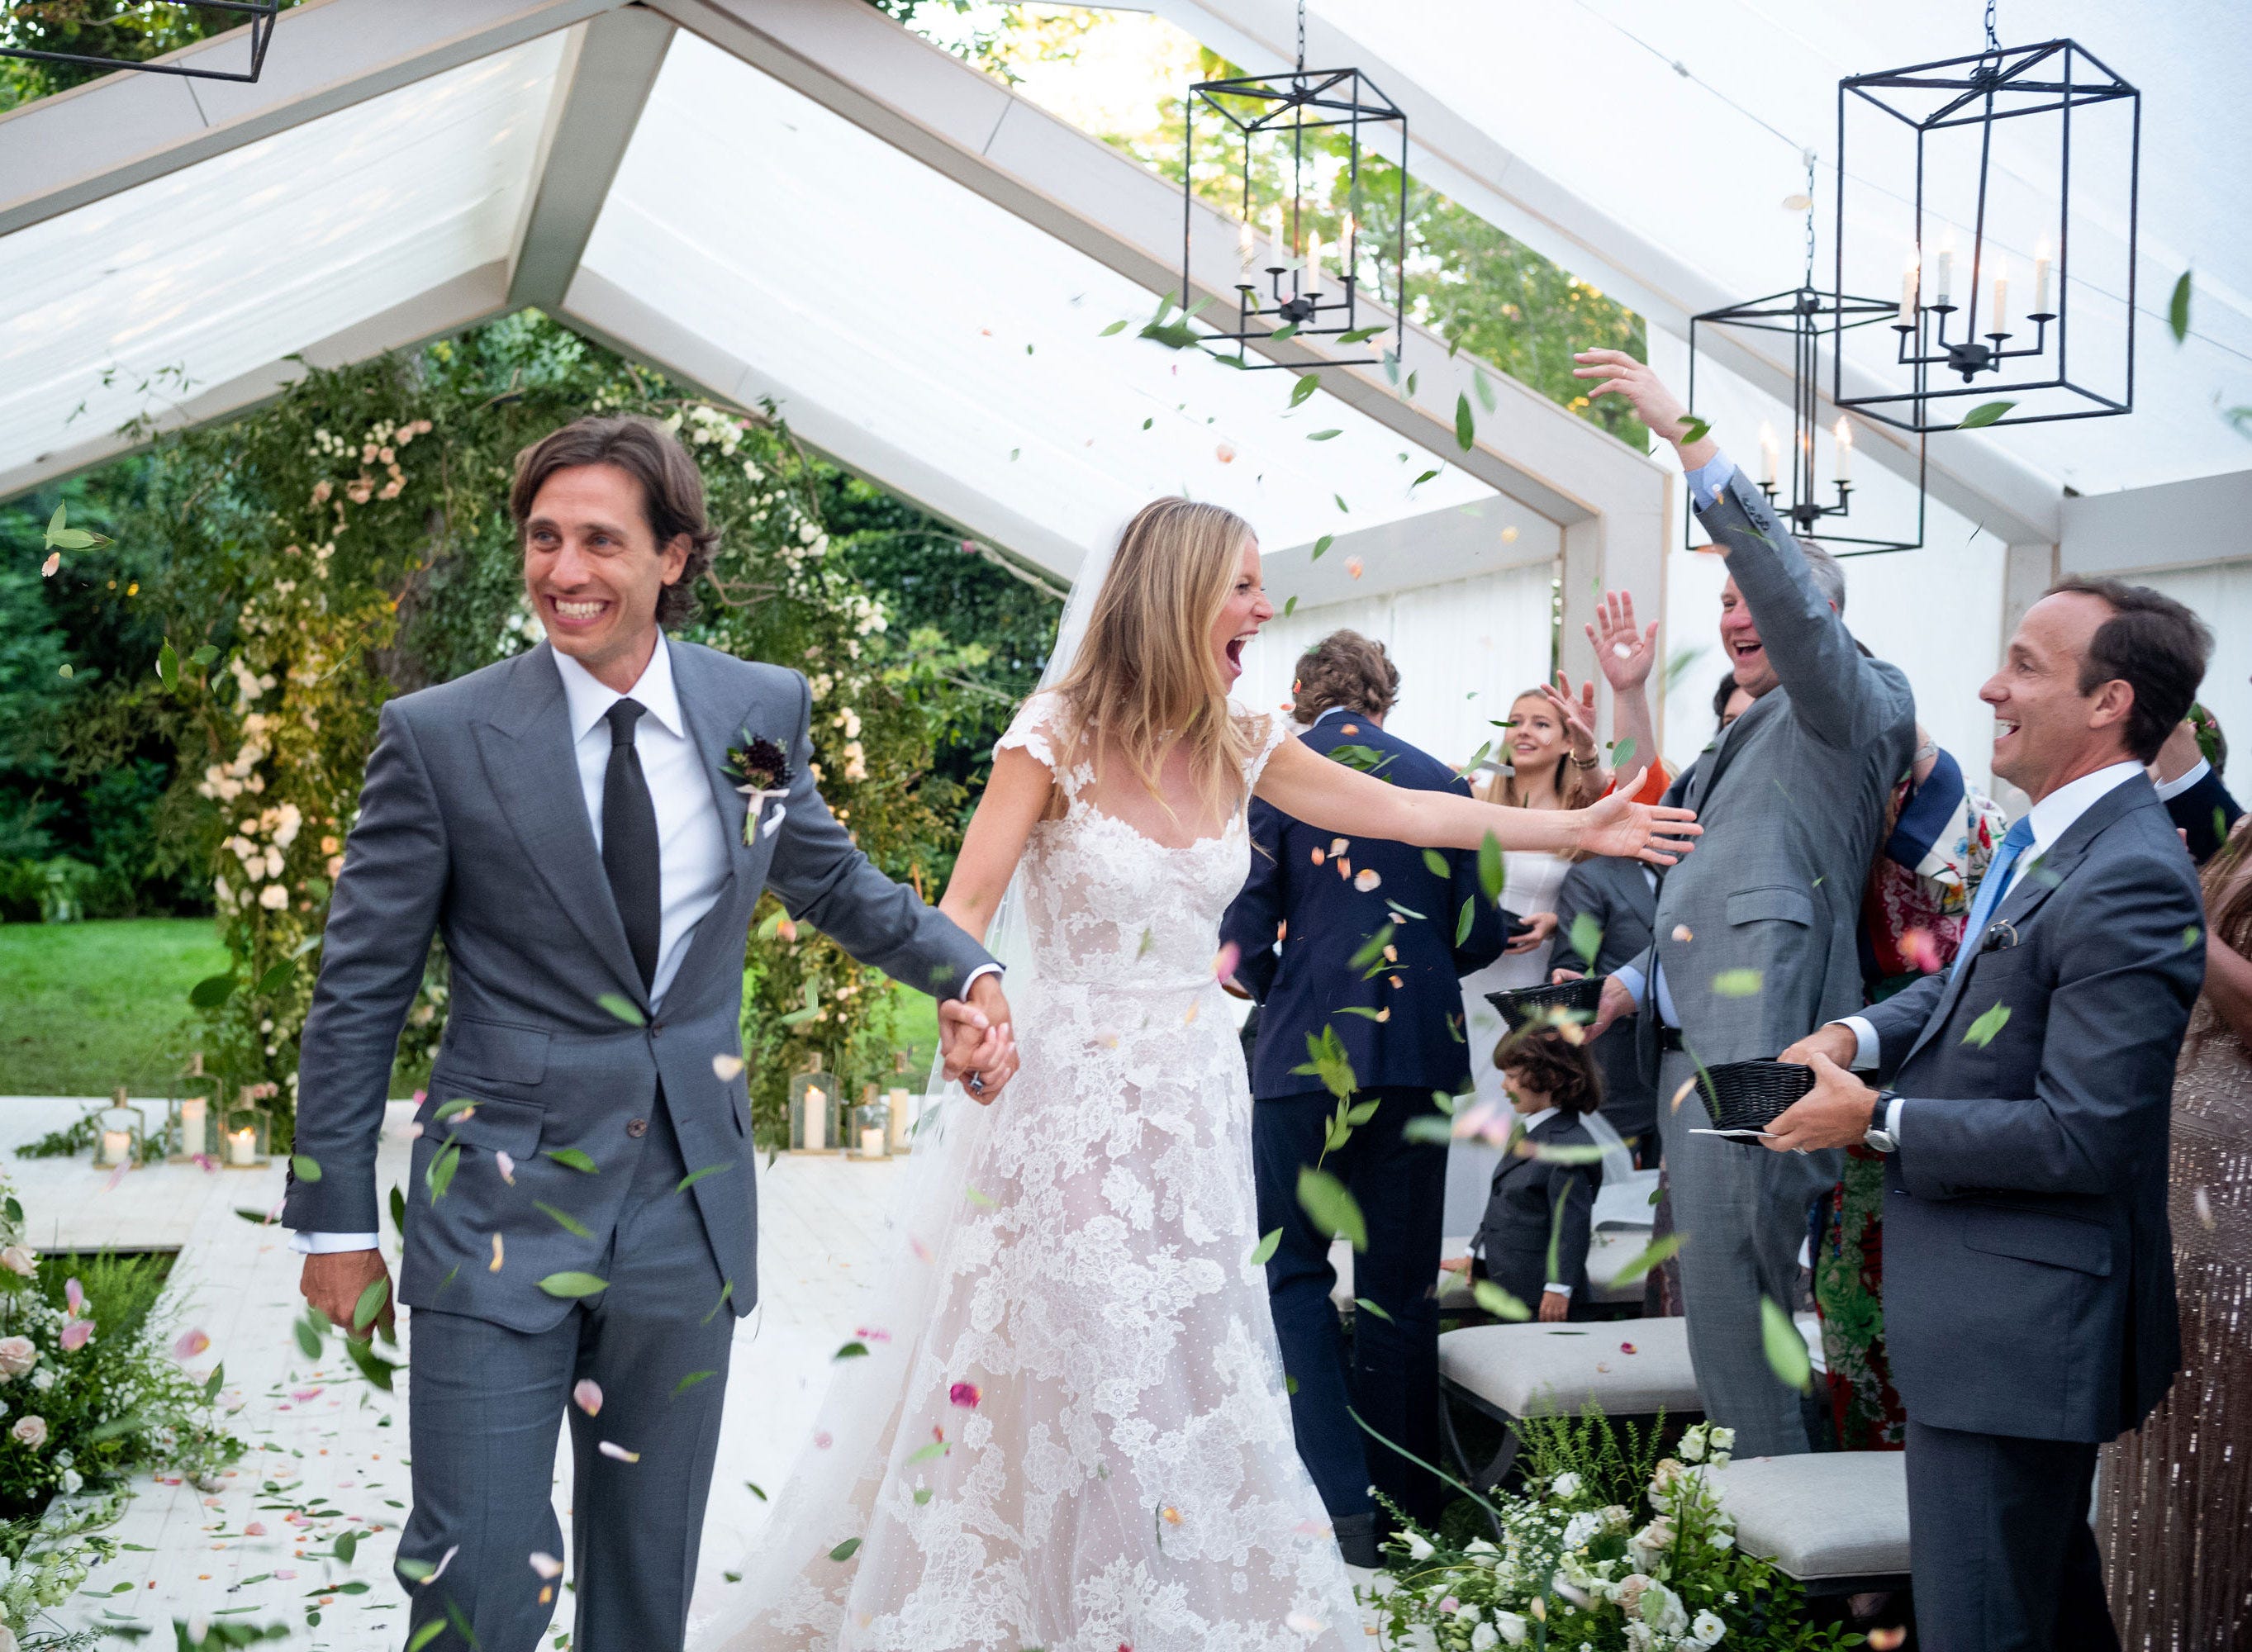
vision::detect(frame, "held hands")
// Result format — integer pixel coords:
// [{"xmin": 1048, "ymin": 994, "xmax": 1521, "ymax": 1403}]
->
[
  {"xmin": 1574, "ymin": 779, "xmax": 1700, "ymax": 866},
  {"xmin": 939, "ymin": 973, "xmax": 1019, "ymax": 1105},
  {"xmin": 300, "ymin": 1248, "xmax": 392, "ymax": 1340},
  {"xmin": 1763, "ymin": 1047, "xmax": 1879, "ymax": 1154}
]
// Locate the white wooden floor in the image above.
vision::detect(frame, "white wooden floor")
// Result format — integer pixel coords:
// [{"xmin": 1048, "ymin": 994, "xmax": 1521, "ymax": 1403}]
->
[{"xmin": 1, "ymin": 1098, "xmax": 899, "ymax": 1650}]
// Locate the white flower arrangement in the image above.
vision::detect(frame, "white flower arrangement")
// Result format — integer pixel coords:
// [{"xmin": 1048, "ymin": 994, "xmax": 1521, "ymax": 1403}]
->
[{"xmin": 1366, "ymin": 1421, "xmax": 1855, "ymax": 1652}]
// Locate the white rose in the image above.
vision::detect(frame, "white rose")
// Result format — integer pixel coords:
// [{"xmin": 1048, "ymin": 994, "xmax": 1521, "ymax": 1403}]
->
[
  {"xmin": 1693, "ymin": 1611, "xmax": 1727, "ymax": 1645},
  {"xmin": 1639, "ymin": 1580, "xmax": 1689, "ymax": 1636},
  {"xmin": 59, "ymin": 1469, "xmax": 81, "ymax": 1494},
  {"xmin": 1469, "ymin": 1625, "xmax": 1498, "ymax": 1651},
  {"xmin": 1550, "ymin": 1471, "xmax": 1583, "ymax": 1498},
  {"xmin": 0, "ymin": 1336, "xmax": 36, "ymax": 1375},
  {"xmin": 31, "ymin": 1369, "xmax": 54, "ymax": 1392},
  {"xmin": 259, "ymin": 882, "xmax": 289, "ymax": 910},
  {"xmin": 11, "ymin": 1414, "xmax": 46, "ymax": 1448},
  {"xmin": 1494, "ymin": 1611, "xmax": 1528, "ymax": 1646}
]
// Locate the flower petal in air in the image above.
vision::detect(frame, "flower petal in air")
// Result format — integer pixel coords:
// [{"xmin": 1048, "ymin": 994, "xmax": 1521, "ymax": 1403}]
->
[
  {"xmin": 597, "ymin": 1441, "xmax": 639, "ymax": 1463},
  {"xmin": 713, "ymin": 1054, "xmax": 746, "ymax": 1081},
  {"xmin": 948, "ymin": 1381, "xmax": 982, "ymax": 1410},
  {"xmin": 573, "ymin": 1379, "xmax": 603, "ymax": 1417},
  {"xmin": 530, "ymin": 1551, "xmax": 564, "ymax": 1579},
  {"xmin": 172, "ymin": 1328, "xmax": 211, "ymax": 1360}
]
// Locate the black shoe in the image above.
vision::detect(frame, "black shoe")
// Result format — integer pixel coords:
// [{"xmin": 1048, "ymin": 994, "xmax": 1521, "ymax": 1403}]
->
[{"xmin": 1333, "ymin": 1511, "xmax": 1380, "ymax": 1569}]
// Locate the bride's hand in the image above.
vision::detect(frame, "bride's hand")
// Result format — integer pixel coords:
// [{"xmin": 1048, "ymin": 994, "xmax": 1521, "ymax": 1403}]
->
[{"xmin": 1575, "ymin": 772, "xmax": 1699, "ymax": 865}]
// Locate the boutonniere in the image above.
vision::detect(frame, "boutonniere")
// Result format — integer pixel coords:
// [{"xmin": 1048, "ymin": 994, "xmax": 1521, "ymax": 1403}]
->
[{"xmin": 725, "ymin": 733, "xmax": 794, "ymax": 844}]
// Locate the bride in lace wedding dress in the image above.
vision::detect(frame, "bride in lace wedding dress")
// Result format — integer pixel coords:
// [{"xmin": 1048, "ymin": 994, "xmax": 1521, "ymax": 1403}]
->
[{"xmin": 693, "ymin": 500, "xmax": 1696, "ymax": 1652}]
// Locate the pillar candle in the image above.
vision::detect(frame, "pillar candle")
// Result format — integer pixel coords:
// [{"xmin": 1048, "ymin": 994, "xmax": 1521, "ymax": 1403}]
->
[
  {"xmin": 180, "ymin": 1097, "xmax": 207, "ymax": 1156},
  {"xmin": 803, "ymin": 1085, "xmax": 828, "ymax": 1151},
  {"xmin": 860, "ymin": 1127, "xmax": 886, "ymax": 1158},
  {"xmin": 228, "ymin": 1127, "xmax": 257, "ymax": 1167},
  {"xmin": 100, "ymin": 1129, "xmax": 131, "ymax": 1166},
  {"xmin": 886, "ymin": 1087, "xmax": 914, "ymax": 1151}
]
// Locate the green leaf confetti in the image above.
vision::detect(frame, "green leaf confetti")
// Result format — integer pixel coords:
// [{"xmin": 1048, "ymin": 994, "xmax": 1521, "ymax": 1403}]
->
[{"xmin": 1297, "ymin": 1166, "xmax": 1367, "ymax": 1253}]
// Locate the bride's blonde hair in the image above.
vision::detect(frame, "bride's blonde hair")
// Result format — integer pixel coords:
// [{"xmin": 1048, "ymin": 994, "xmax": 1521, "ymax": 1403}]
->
[{"xmin": 1044, "ymin": 497, "xmax": 1261, "ymax": 823}]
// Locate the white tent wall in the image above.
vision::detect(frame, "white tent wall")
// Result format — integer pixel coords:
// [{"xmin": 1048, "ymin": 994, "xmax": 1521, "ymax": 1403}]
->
[
  {"xmin": 1233, "ymin": 558, "xmax": 1559, "ymax": 771},
  {"xmin": 2136, "ymin": 561, "xmax": 2252, "ymax": 767}
]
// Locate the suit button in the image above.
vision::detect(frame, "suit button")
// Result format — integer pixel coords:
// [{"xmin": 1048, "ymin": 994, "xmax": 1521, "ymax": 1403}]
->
[{"xmin": 625, "ymin": 1118, "xmax": 649, "ymax": 1139}]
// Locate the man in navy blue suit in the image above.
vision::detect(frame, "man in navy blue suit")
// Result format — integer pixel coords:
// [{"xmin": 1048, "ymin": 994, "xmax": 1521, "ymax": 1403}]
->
[
  {"xmin": 1767, "ymin": 577, "xmax": 2212, "ymax": 1652},
  {"xmin": 1220, "ymin": 631, "xmax": 1504, "ymax": 1564}
]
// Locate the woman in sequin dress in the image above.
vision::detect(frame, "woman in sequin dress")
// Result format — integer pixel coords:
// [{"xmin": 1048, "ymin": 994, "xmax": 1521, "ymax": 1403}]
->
[{"xmin": 2098, "ymin": 809, "xmax": 2252, "ymax": 1648}]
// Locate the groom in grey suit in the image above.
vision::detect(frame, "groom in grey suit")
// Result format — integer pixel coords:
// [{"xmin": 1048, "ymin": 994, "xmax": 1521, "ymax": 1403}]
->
[
  {"xmin": 284, "ymin": 416, "xmax": 1014, "ymax": 1652},
  {"xmin": 1574, "ymin": 351, "xmax": 1916, "ymax": 1458}
]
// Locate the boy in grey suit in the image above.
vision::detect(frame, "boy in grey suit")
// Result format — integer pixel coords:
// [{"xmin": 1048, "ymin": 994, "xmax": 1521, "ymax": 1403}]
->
[
  {"xmin": 284, "ymin": 417, "xmax": 1012, "ymax": 1651},
  {"xmin": 1770, "ymin": 578, "xmax": 2210, "ymax": 1652},
  {"xmin": 1575, "ymin": 351, "xmax": 1917, "ymax": 1457}
]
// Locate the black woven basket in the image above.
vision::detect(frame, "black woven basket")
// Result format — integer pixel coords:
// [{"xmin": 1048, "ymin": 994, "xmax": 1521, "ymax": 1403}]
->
[
  {"xmin": 1485, "ymin": 976, "xmax": 1603, "ymax": 1033},
  {"xmin": 1695, "ymin": 1060, "xmax": 1817, "ymax": 1134}
]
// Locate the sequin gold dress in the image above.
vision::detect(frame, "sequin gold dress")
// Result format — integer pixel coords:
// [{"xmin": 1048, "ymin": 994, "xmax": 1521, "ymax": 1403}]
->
[{"xmin": 2097, "ymin": 994, "xmax": 2252, "ymax": 1648}]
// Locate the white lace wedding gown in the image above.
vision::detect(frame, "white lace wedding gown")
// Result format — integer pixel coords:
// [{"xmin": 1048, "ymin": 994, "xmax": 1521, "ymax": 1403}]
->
[{"xmin": 695, "ymin": 693, "xmax": 1363, "ymax": 1652}]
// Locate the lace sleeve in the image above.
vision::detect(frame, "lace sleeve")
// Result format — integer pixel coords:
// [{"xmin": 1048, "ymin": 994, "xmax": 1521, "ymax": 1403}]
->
[
  {"xmin": 997, "ymin": 691, "xmax": 1081, "ymax": 795},
  {"xmin": 1239, "ymin": 711, "xmax": 1294, "ymax": 794}
]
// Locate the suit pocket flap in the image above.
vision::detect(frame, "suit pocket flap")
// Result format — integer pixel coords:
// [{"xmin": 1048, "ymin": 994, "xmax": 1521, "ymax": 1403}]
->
[
  {"xmin": 1726, "ymin": 885, "xmax": 1814, "ymax": 928},
  {"xmin": 1961, "ymin": 1209, "xmax": 2112, "ymax": 1276},
  {"xmin": 437, "ymin": 1016, "xmax": 551, "ymax": 1085},
  {"xmin": 421, "ymin": 1094, "xmax": 544, "ymax": 1159}
]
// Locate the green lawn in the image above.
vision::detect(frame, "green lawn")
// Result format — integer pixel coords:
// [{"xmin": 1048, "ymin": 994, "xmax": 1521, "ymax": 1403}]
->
[
  {"xmin": 1, "ymin": 917, "xmax": 952, "ymax": 1099},
  {"xmin": 0, "ymin": 918, "xmax": 225, "ymax": 1097}
]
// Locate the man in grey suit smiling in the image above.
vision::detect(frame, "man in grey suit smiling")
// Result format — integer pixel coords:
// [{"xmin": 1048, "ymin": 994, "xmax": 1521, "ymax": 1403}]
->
[
  {"xmin": 283, "ymin": 416, "xmax": 1014, "ymax": 1652},
  {"xmin": 1573, "ymin": 350, "xmax": 1917, "ymax": 1459},
  {"xmin": 1770, "ymin": 579, "xmax": 2209, "ymax": 1651}
]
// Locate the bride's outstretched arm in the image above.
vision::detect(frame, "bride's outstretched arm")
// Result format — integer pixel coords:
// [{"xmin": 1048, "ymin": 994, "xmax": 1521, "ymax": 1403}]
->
[{"xmin": 1253, "ymin": 735, "xmax": 1701, "ymax": 866}]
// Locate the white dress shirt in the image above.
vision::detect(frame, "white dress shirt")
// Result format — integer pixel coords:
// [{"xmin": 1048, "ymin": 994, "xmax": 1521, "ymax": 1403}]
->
[
  {"xmin": 296, "ymin": 639, "xmax": 731, "ymax": 1256},
  {"xmin": 1839, "ymin": 759, "xmax": 2145, "ymax": 1145}
]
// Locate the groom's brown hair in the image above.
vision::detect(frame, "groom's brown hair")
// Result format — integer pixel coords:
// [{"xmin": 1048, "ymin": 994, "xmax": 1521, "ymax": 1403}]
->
[{"xmin": 509, "ymin": 415, "xmax": 720, "ymax": 629}]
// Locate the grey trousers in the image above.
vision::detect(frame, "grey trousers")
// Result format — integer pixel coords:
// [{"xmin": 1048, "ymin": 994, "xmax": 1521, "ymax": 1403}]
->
[
  {"xmin": 397, "ymin": 1091, "xmax": 736, "ymax": 1652},
  {"xmin": 1655, "ymin": 1047, "xmax": 1836, "ymax": 1459}
]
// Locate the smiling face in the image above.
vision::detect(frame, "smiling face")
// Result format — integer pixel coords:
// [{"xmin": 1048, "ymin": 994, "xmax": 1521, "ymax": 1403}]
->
[
  {"xmin": 1718, "ymin": 577, "xmax": 1780, "ymax": 699},
  {"xmin": 1506, "ymin": 692, "xmax": 1569, "ymax": 767},
  {"xmin": 522, "ymin": 463, "xmax": 691, "ymax": 689},
  {"xmin": 1983, "ymin": 589, "xmax": 2137, "ymax": 801},
  {"xmin": 1209, "ymin": 537, "xmax": 1274, "ymax": 687}
]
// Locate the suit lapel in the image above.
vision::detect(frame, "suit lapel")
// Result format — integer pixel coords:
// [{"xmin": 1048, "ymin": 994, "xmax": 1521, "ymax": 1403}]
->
[
  {"xmin": 473, "ymin": 644, "xmax": 647, "ymax": 1006},
  {"xmin": 1689, "ymin": 691, "xmax": 1779, "ymax": 814},
  {"xmin": 1901, "ymin": 776, "xmax": 2153, "ymax": 1066}
]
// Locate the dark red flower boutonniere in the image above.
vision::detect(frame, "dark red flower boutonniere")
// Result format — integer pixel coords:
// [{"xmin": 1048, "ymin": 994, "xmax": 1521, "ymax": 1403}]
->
[{"xmin": 725, "ymin": 733, "xmax": 794, "ymax": 844}]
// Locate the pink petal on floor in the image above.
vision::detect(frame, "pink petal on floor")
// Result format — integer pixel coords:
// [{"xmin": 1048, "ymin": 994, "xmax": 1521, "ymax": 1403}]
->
[
  {"xmin": 244, "ymin": 1522, "xmax": 266, "ymax": 1536},
  {"xmin": 172, "ymin": 1328, "xmax": 211, "ymax": 1360}
]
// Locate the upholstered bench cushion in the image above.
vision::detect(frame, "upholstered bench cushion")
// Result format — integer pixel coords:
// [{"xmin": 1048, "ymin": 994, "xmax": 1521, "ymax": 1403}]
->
[
  {"xmin": 1705, "ymin": 1451, "xmax": 1911, "ymax": 1583},
  {"xmin": 1439, "ymin": 1317, "xmax": 1701, "ymax": 1417}
]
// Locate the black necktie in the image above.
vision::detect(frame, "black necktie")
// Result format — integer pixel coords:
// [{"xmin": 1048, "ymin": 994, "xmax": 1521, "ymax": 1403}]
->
[{"xmin": 601, "ymin": 699, "xmax": 662, "ymax": 991}]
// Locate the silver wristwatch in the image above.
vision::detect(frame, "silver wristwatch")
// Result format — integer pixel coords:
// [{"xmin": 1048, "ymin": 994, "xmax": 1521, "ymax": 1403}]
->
[{"xmin": 1865, "ymin": 1090, "xmax": 1900, "ymax": 1155}]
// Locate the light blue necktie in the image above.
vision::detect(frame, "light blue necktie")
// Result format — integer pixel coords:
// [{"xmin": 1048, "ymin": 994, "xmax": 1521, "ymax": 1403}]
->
[{"xmin": 1950, "ymin": 815, "xmax": 2036, "ymax": 985}]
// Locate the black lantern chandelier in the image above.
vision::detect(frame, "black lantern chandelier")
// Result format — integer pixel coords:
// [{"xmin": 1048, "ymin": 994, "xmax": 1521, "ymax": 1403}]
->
[
  {"xmin": 1180, "ymin": 2, "xmax": 1408, "ymax": 371},
  {"xmin": 1832, "ymin": 3, "xmax": 2139, "ymax": 431},
  {"xmin": 0, "ymin": 2, "xmax": 282, "ymax": 84},
  {"xmin": 1689, "ymin": 156, "xmax": 1927, "ymax": 557}
]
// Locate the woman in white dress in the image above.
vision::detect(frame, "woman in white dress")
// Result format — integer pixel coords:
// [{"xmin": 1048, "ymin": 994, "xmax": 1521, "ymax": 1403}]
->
[
  {"xmin": 695, "ymin": 500, "xmax": 1696, "ymax": 1652},
  {"xmin": 1450, "ymin": 684, "xmax": 1609, "ymax": 1230}
]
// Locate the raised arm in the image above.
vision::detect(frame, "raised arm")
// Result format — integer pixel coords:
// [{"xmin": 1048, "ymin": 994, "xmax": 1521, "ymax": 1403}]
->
[
  {"xmin": 1254, "ymin": 734, "xmax": 1699, "ymax": 866},
  {"xmin": 1585, "ymin": 589, "xmax": 1661, "ymax": 786}
]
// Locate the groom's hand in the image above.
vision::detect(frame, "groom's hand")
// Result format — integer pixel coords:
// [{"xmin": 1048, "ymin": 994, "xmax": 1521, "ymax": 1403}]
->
[
  {"xmin": 300, "ymin": 1248, "xmax": 392, "ymax": 1340},
  {"xmin": 940, "ymin": 974, "xmax": 1019, "ymax": 1104}
]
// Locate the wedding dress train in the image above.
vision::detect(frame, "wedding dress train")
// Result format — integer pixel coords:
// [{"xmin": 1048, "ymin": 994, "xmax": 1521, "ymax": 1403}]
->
[{"xmin": 693, "ymin": 692, "xmax": 1363, "ymax": 1652}]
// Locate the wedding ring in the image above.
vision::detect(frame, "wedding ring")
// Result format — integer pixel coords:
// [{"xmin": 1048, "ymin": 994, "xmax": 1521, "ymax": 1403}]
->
[{"xmin": 967, "ymin": 1072, "xmax": 986, "ymax": 1094}]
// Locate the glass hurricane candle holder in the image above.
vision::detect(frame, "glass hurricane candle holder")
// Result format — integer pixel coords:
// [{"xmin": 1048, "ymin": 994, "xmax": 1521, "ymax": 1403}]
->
[
  {"xmin": 166, "ymin": 1069, "xmax": 216, "ymax": 1163},
  {"xmin": 788, "ymin": 1053, "xmax": 839, "ymax": 1154},
  {"xmin": 93, "ymin": 1091, "xmax": 145, "ymax": 1170},
  {"xmin": 221, "ymin": 1092, "xmax": 273, "ymax": 1170},
  {"xmin": 850, "ymin": 1086, "xmax": 890, "ymax": 1161}
]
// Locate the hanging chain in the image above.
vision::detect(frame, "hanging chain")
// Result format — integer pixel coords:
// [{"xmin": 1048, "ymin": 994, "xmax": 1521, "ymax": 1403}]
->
[
  {"xmin": 1296, "ymin": 0, "xmax": 1307, "ymax": 73},
  {"xmin": 1984, "ymin": 0, "xmax": 1998, "ymax": 51},
  {"xmin": 1802, "ymin": 149, "xmax": 1818, "ymax": 288}
]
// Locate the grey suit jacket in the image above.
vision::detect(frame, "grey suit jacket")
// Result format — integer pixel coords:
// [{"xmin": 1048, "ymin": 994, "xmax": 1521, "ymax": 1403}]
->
[
  {"xmin": 1863, "ymin": 776, "xmax": 2200, "ymax": 1441},
  {"xmin": 1550, "ymin": 854, "xmax": 1657, "ymax": 1142},
  {"xmin": 1631, "ymin": 471, "xmax": 1917, "ymax": 1075},
  {"xmin": 283, "ymin": 640, "xmax": 994, "ymax": 1332}
]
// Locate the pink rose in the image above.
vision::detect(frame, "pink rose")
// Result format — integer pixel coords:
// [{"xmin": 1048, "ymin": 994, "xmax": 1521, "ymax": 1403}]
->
[
  {"xmin": 59, "ymin": 1320, "xmax": 93, "ymax": 1352},
  {"xmin": 0, "ymin": 1246, "xmax": 36, "ymax": 1278},
  {"xmin": 0, "ymin": 1337, "xmax": 36, "ymax": 1377},
  {"xmin": 12, "ymin": 1414, "xmax": 47, "ymax": 1448}
]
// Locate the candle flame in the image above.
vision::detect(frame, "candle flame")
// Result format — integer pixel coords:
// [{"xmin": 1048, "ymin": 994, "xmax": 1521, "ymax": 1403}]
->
[{"xmin": 1834, "ymin": 416, "xmax": 1852, "ymax": 449}]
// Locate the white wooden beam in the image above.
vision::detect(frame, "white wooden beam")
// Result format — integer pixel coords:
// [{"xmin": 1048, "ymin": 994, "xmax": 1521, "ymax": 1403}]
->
[
  {"xmin": 0, "ymin": 262, "xmax": 511, "ymax": 501},
  {"xmin": 506, "ymin": 8, "xmax": 677, "ymax": 311},
  {"xmin": 2059, "ymin": 469, "xmax": 2252, "ymax": 579},
  {"xmin": 0, "ymin": 0, "xmax": 628, "ymax": 239}
]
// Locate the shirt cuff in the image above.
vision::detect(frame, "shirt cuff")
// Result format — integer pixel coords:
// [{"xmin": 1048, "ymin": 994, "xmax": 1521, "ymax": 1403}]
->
[
  {"xmin": 1884, "ymin": 1094, "xmax": 1906, "ymax": 1146},
  {"xmin": 1542, "ymin": 1283, "xmax": 1573, "ymax": 1298},
  {"xmin": 957, "ymin": 963, "xmax": 1003, "ymax": 996},
  {"xmin": 1684, "ymin": 451, "xmax": 1738, "ymax": 512},
  {"xmin": 1835, "ymin": 1015, "xmax": 1881, "ymax": 1072},
  {"xmin": 290, "ymin": 1231, "xmax": 381, "ymax": 1255},
  {"xmin": 2152, "ymin": 757, "xmax": 2211, "ymax": 803},
  {"xmin": 1611, "ymin": 964, "xmax": 1646, "ymax": 1010}
]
